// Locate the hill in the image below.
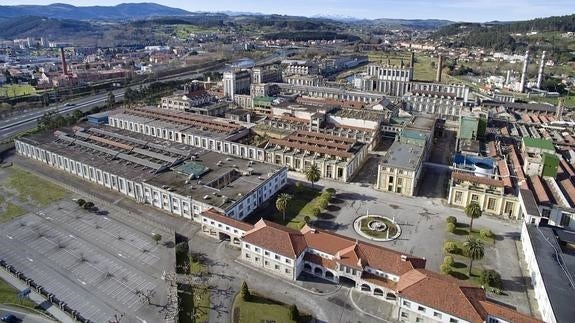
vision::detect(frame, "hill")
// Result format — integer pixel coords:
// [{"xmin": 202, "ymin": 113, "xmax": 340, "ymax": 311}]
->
[
  {"xmin": 0, "ymin": 3, "xmax": 190, "ymax": 20},
  {"xmin": 433, "ymin": 14, "xmax": 575, "ymax": 51},
  {"xmin": 0, "ymin": 16, "xmax": 98, "ymax": 39}
]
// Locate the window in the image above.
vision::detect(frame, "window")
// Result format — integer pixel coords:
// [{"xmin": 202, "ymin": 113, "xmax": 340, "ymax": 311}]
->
[
  {"xmin": 450, "ymin": 319, "xmax": 459, "ymax": 323},
  {"xmin": 400, "ymin": 312, "xmax": 409, "ymax": 318},
  {"xmin": 255, "ymin": 247, "xmax": 260, "ymax": 252},
  {"xmin": 275, "ymin": 255, "xmax": 280, "ymax": 260},
  {"xmin": 285, "ymin": 259, "xmax": 291, "ymax": 264},
  {"xmin": 487, "ymin": 198, "xmax": 496, "ymax": 210},
  {"xmin": 255, "ymin": 257, "xmax": 259, "ymax": 262},
  {"xmin": 454, "ymin": 191, "xmax": 463, "ymax": 203},
  {"xmin": 285, "ymin": 268, "xmax": 291, "ymax": 274},
  {"xmin": 264, "ymin": 251, "xmax": 270, "ymax": 256},
  {"xmin": 264, "ymin": 261, "xmax": 269, "ymax": 266},
  {"xmin": 402, "ymin": 300, "xmax": 411, "ymax": 307},
  {"xmin": 560, "ymin": 213, "xmax": 571, "ymax": 227},
  {"xmin": 275, "ymin": 265, "xmax": 279, "ymax": 270},
  {"xmin": 415, "ymin": 318, "xmax": 423, "ymax": 323},
  {"xmin": 245, "ymin": 244, "xmax": 250, "ymax": 249},
  {"xmin": 417, "ymin": 306, "xmax": 425, "ymax": 312},
  {"xmin": 434, "ymin": 312, "xmax": 442, "ymax": 319},
  {"xmin": 245, "ymin": 253, "xmax": 250, "ymax": 259},
  {"xmin": 471, "ymin": 194, "xmax": 479, "ymax": 202},
  {"xmin": 504, "ymin": 201, "xmax": 514, "ymax": 215}
]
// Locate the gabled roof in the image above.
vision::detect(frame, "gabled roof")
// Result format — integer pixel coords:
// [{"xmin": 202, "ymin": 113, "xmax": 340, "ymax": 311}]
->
[
  {"xmin": 397, "ymin": 269, "xmax": 485, "ymax": 323},
  {"xmin": 301, "ymin": 226, "xmax": 425, "ymax": 275},
  {"xmin": 201, "ymin": 209, "xmax": 254, "ymax": 231},
  {"xmin": 242, "ymin": 219, "xmax": 307, "ymax": 259},
  {"xmin": 397, "ymin": 269, "xmax": 543, "ymax": 323}
]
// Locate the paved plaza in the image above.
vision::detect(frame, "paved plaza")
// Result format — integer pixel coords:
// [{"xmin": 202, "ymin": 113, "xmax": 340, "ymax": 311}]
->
[{"xmin": 0, "ymin": 198, "xmax": 174, "ymax": 323}]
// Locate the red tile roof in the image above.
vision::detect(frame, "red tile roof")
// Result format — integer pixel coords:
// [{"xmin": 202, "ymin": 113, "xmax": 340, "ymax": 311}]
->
[
  {"xmin": 478, "ymin": 301, "xmax": 542, "ymax": 323},
  {"xmin": 529, "ymin": 176, "xmax": 551, "ymax": 204},
  {"xmin": 497, "ymin": 159, "xmax": 512, "ymax": 188},
  {"xmin": 201, "ymin": 209, "xmax": 254, "ymax": 231},
  {"xmin": 559, "ymin": 178, "xmax": 575, "ymax": 207},
  {"xmin": 242, "ymin": 219, "xmax": 307, "ymax": 259},
  {"xmin": 303, "ymin": 253, "xmax": 336, "ymax": 270},
  {"xmin": 361, "ymin": 272, "xmax": 397, "ymax": 289},
  {"xmin": 301, "ymin": 227, "xmax": 425, "ymax": 275}
]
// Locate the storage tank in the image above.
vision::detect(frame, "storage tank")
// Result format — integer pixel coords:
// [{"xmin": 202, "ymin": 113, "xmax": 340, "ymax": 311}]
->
[{"xmin": 474, "ymin": 162, "xmax": 494, "ymax": 177}]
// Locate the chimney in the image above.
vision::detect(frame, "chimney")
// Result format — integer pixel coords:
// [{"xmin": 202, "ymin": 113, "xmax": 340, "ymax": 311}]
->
[
  {"xmin": 519, "ymin": 50, "xmax": 529, "ymax": 93},
  {"xmin": 435, "ymin": 54, "xmax": 443, "ymax": 83},
  {"xmin": 400, "ymin": 59, "xmax": 404, "ymax": 69},
  {"xmin": 60, "ymin": 47, "xmax": 68, "ymax": 76},
  {"xmin": 505, "ymin": 70, "xmax": 511, "ymax": 85},
  {"xmin": 537, "ymin": 51, "xmax": 546, "ymax": 89},
  {"xmin": 410, "ymin": 51, "xmax": 415, "ymax": 68}
]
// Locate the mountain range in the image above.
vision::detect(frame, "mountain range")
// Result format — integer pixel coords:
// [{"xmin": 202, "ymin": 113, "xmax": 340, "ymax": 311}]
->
[{"xmin": 0, "ymin": 3, "xmax": 191, "ymax": 20}]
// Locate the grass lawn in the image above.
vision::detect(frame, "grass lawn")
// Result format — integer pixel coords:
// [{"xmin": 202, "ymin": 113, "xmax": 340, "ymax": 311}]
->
[
  {"xmin": 178, "ymin": 283, "xmax": 209, "ymax": 323},
  {"xmin": 247, "ymin": 185, "xmax": 322, "ymax": 229},
  {"xmin": 359, "ymin": 216, "xmax": 398, "ymax": 239},
  {"xmin": 449, "ymin": 223, "xmax": 495, "ymax": 245},
  {"xmin": 233, "ymin": 294, "xmax": 296, "ymax": 323},
  {"xmin": 7, "ymin": 167, "xmax": 68, "ymax": 206},
  {"xmin": 448, "ymin": 256, "xmax": 483, "ymax": 285},
  {"xmin": 0, "ymin": 202, "xmax": 27, "ymax": 224},
  {"xmin": 0, "ymin": 85, "xmax": 37, "ymax": 98},
  {"xmin": 0, "ymin": 277, "xmax": 38, "ymax": 309}
]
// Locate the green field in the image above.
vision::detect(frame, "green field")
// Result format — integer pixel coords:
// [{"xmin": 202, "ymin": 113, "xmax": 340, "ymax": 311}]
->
[
  {"xmin": 366, "ymin": 51, "xmax": 442, "ymax": 82},
  {"xmin": 0, "ymin": 202, "xmax": 27, "ymax": 224},
  {"xmin": 233, "ymin": 294, "xmax": 295, "ymax": 323},
  {"xmin": 0, "ymin": 85, "xmax": 37, "ymax": 98},
  {"xmin": 7, "ymin": 167, "xmax": 69, "ymax": 206},
  {"xmin": 0, "ymin": 278, "xmax": 37, "ymax": 309}
]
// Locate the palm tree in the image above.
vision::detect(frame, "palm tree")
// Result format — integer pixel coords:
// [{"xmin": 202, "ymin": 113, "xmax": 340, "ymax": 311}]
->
[
  {"xmin": 463, "ymin": 237, "xmax": 484, "ymax": 276},
  {"xmin": 276, "ymin": 193, "xmax": 292, "ymax": 222},
  {"xmin": 304, "ymin": 164, "xmax": 321, "ymax": 188},
  {"xmin": 464, "ymin": 201, "xmax": 482, "ymax": 234}
]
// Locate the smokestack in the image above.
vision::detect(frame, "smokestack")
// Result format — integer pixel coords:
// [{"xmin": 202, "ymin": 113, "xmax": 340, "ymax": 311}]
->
[
  {"xmin": 400, "ymin": 59, "xmax": 404, "ymax": 69},
  {"xmin": 436, "ymin": 54, "xmax": 443, "ymax": 83},
  {"xmin": 60, "ymin": 47, "xmax": 68, "ymax": 76},
  {"xmin": 537, "ymin": 51, "xmax": 546, "ymax": 89},
  {"xmin": 519, "ymin": 50, "xmax": 529, "ymax": 93},
  {"xmin": 505, "ymin": 70, "xmax": 511, "ymax": 85},
  {"xmin": 410, "ymin": 51, "xmax": 415, "ymax": 68}
]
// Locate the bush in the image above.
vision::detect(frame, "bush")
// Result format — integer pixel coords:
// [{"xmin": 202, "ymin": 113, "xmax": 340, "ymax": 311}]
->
[
  {"xmin": 443, "ymin": 241, "xmax": 459, "ymax": 254},
  {"xmin": 83, "ymin": 201, "xmax": 95, "ymax": 209},
  {"xmin": 76, "ymin": 199, "xmax": 86, "ymax": 207},
  {"xmin": 480, "ymin": 229, "xmax": 494, "ymax": 239},
  {"xmin": 443, "ymin": 256, "xmax": 454, "ymax": 267},
  {"xmin": 480, "ymin": 269, "xmax": 502, "ymax": 289},
  {"xmin": 152, "ymin": 233, "xmax": 162, "ymax": 244},
  {"xmin": 289, "ymin": 304, "xmax": 300, "ymax": 321},
  {"xmin": 304, "ymin": 216, "xmax": 311, "ymax": 224},
  {"xmin": 325, "ymin": 188, "xmax": 336, "ymax": 194},
  {"xmin": 446, "ymin": 223, "xmax": 456, "ymax": 233},
  {"xmin": 446, "ymin": 216, "xmax": 457, "ymax": 224},
  {"xmin": 175, "ymin": 242, "xmax": 188, "ymax": 256},
  {"xmin": 440, "ymin": 263, "xmax": 452, "ymax": 275},
  {"xmin": 321, "ymin": 191, "xmax": 333, "ymax": 202},
  {"xmin": 317, "ymin": 197, "xmax": 329, "ymax": 210},
  {"xmin": 310, "ymin": 207, "xmax": 321, "ymax": 217}
]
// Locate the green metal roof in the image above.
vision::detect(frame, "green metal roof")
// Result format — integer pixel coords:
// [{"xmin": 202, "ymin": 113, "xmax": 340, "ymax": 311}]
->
[
  {"xmin": 523, "ymin": 138, "xmax": 555, "ymax": 151},
  {"xmin": 400, "ymin": 129, "xmax": 427, "ymax": 140},
  {"xmin": 174, "ymin": 161, "xmax": 210, "ymax": 178}
]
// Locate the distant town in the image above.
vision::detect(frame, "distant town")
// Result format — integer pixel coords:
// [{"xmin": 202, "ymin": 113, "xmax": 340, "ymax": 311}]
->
[{"xmin": 0, "ymin": 3, "xmax": 574, "ymax": 323}]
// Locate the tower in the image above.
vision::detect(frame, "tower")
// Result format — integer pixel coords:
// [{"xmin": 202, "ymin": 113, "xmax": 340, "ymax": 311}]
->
[
  {"xmin": 519, "ymin": 50, "xmax": 529, "ymax": 93},
  {"xmin": 436, "ymin": 54, "xmax": 443, "ymax": 83},
  {"xmin": 537, "ymin": 51, "xmax": 546, "ymax": 89},
  {"xmin": 60, "ymin": 47, "xmax": 69, "ymax": 76}
]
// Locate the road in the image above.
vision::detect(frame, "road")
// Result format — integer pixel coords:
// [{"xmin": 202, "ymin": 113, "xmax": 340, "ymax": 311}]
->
[{"xmin": 0, "ymin": 305, "xmax": 56, "ymax": 323}]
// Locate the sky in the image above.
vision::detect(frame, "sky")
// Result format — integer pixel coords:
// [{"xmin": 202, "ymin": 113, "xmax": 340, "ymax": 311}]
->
[{"xmin": 1, "ymin": 0, "xmax": 574, "ymax": 22}]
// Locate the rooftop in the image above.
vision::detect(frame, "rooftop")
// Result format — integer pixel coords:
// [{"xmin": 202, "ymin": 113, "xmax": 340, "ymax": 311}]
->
[
  {"xmin": 522, "ymin": 137, "xmax": 555, "ymax": 151},
  {"xmin": 525, "ymin": 225, "xmax": 575, "ymax": 323},
  {"xmin": 267, "ymin": 130, "xmax": 364, "ymax": 159},
  {"xmin": 405, "ymin": 115, "xmax": 436, "ymax": 132},
  {"xmin": 380, "ymin": 141, "xmax": 424, "ymax": 171}
]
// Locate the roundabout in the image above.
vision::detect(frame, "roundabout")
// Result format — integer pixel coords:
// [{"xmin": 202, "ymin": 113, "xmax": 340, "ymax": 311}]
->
[{"xmin": 354, "ymin": 214, "xmax": 401, "ymax": 242}]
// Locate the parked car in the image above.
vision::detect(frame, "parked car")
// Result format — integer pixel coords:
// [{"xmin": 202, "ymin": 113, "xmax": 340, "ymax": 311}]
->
[{"xmin": 1, "ymin": 314, "xmax": 19, "ymax": 323}]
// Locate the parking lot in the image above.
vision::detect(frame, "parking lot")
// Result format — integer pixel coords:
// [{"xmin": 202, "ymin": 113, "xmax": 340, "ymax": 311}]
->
[{"xmin": 0, "ymin": 198, "xmax": 174, "ymax": 323}]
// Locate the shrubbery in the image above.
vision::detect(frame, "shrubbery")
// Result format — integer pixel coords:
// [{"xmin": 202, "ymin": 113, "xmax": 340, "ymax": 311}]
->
[
  {"xmin": 446, "ymin": 216, "xmax": 457, "ymax": 224},
  {"xmin": 443, "ymin": 241, "xmax": 459, "ymax": 254},
  {"xmin": 443, "ymin": 256, "xmax": 454, "ymax": 267},
  {"xmin": 446, "ymin": 222, "xmax": 456, "ymax": 233},
  {"xmin": 440, "ymin": 263, "xmax": 452, "ymax": 275},
  {"xmin": 480, "ymin": 229, "xmax": 494, "ymax": 239},
  {"xmin": 480, "ymin": 269, "xmax": 502, "ymax": 289}
]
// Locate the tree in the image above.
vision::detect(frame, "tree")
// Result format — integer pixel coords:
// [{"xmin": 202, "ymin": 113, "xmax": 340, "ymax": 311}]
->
[
  {"xmin": 240, "ymin": 281, "xmax": 251, "ymax": 301},
  {"xmin": 443, "ymin": 256, "xmax": 454, "ymax": 267},
  {"xmin": 304, "ymin": 164, "xmax": 320, "ymax": 188},
  {"xmin": 289, "ymin": 304, "xmax": 300, "ymax": 321},
  {"xmin": 464, "ymin": 202, "xmax": 482, "ymax": 234},
  {"xmin": 107, "ymin": 91, "xmax": 115, "ymax": 108},
  {"xmin": 446, "ymin": 216, "xmax": 457, "ymax": 224},
  {"xmin": 76, "ymin": 199, "xmax": 86, "ymax": 207},
  {"xmin": 276, "ymin": 193, "xmax": 292, "ymax": 222},
  {"xmin": 463, "ymin": 237, "xmax": 484, "ymax": 276},
  {"xmin": 446, "ymin": 222, "xmax": 456, "ymax": 233},
  {"xmin": 480, "ymin": 269, "xmax": 502, "ymax": 289},
  {"xmin": 152, "ymin": 233, "xmax": 162, "ymax": 245},
  {"xmin": 83, "ymin": 201, "xmax": 95, "ymax": 209}
]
